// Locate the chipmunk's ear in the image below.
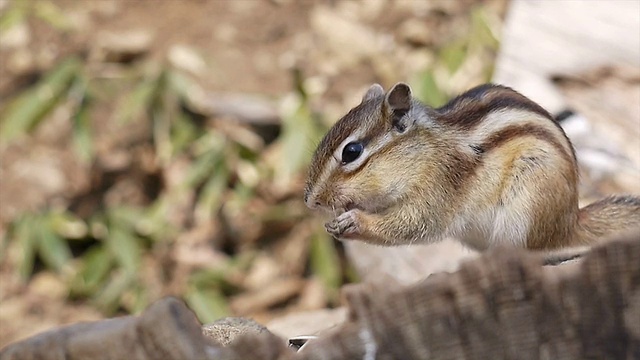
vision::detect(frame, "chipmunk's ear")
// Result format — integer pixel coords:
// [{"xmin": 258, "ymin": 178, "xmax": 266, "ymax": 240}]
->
[
  {"xmin": 362, "ymin": 83, "xmax": 384, "ymax": 102},
  {"xmin": 386, "ymin": 83, "xmax": 412, "ymax": 111},
  {"xmin": 385, "ymin": 83, "xmax": 412, "ymax": 132}
]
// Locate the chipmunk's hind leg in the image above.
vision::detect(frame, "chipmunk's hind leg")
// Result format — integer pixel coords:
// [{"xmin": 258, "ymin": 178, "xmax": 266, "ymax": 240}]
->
[{"xmin": 495, "ymin": 146, "xmax": 577, "ymax": 250}]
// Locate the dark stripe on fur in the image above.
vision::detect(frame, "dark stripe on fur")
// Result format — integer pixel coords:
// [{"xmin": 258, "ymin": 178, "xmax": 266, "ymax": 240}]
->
[
  {"xmin": 480, "ymin": 124, "xmax": 575, "ymax": 167},
  {"xmin": 436, "ymin": 84, "xmax": 554, "ymax": 129},
  {"xmin": 306, "ymin": 97, "xmax": 386, "ymax": 193}
]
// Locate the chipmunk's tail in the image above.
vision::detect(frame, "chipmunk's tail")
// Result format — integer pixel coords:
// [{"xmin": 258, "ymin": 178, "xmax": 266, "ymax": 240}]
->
[{"xmin": 575, "ymin": 195, "xmax": 640, "ymax": 245}]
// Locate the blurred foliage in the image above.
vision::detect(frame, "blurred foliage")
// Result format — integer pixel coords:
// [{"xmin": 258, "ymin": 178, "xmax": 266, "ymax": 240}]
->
[
  {"xmin": 0, "ymin": 2, "xmax": 334, "ymax": 322},
  {"xmin": 1, "ymin": 58, "xmax": 82, "ymax": 142},
  {"xmin": 414, "ymin": 7, "xmax": 500, "ymax": 107},
  {"xmin": 1, "ymin": 52, "xmax": 333, "ymax": 318},
  {"xmin": 0, "ymin": 0, "xmax": 499, "ymax": 323},
  {"xmin": 0, "ymin": 0, "xmax": 72, "ymax": 33},
  {"xmin": 0, "ymin": 51, "xmax": 332, "ymax": 316}
]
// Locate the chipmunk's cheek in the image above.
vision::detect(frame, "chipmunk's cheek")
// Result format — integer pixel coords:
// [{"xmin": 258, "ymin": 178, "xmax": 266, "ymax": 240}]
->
[{"xmin": 325, "ymin": 210, "xmax": 362, "ymax": 240}]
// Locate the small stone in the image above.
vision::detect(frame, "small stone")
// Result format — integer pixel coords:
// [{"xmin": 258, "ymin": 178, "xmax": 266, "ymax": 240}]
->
[
  {"xmin": 30, "ymin": 272, "xmax": 67, "ymax": 300},
  {"xmin": 0, "ymin": 23, "xmax": 30, "ymax": 49},
  {"xmin": 311, "ymin": 6, "xmax": 380, "ymax": 69},
  {"xmin": 398, "ymin": 18, "xmax": 434, "ymax": 47},
  {"xmin": 168, "ymin": 45, "xmax": 207, "ymax": 75},
  {"xmin": 243, "ymin": 255, "xmax": 282, "ymax": 291},
  {"xmin": 94, "ymin": 29, "xmax": 153, "ymax": 63},
  {"xmin": 202, "ymin": 317, "xmax": 269, "ymax": 346},
  {"xmin": 188, "ymin": 91, "xmax": 280, "ymax": 125},
  {"xmin": 6, "ymin": 48, "xmax": 35, "ymax": 75}
]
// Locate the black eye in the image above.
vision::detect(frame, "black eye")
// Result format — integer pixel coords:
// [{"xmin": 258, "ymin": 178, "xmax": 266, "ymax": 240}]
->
[{"xmin": 341, "ymin": 142, "xmax": 363, "ymax": 164}]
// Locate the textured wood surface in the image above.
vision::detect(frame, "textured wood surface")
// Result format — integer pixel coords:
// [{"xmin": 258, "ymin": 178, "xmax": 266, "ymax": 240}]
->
[
  {"xmin": 0, "ymin": 297, "xmax": 213, "ymax": 360},
  {"xmin": 295, "ymin": 236, "xmax": 640, "ymax": 360},
  {"xmin": 3, "ymin": 234, "xmax": 638, "ymax": 360}
]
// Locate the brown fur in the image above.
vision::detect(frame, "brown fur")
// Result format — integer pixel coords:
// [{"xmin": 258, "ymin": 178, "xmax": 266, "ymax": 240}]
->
[
  {"xmin": 305, "ymin": 98, "xmax": 387, "ymax": 200},
  {"xmin": 437, "ymin": 84, "xmax": 554, "ymax": 129},
  {"xmin": 575, "ymin": 195, "xmax": 640, "ymax": 243},
  {"xmin": 480, "ymin": 124, "xmax": 575, "ymax": 168},
  {"xmin": 305, "ymin": 83, "xmax": 640, "ymax": 250}
]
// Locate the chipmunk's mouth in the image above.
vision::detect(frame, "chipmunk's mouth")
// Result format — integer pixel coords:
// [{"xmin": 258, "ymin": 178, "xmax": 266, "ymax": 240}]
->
[
  {"xmin": 343, "ymin": 201, "xmax": 388, "ymax": 215},
  {"xmin": 333, "ymin": 201, "xmax": 361, "ymax": 215},
  {"xmin": 344, "ymin": 202, "xmax": 357, "ymax": 211}
]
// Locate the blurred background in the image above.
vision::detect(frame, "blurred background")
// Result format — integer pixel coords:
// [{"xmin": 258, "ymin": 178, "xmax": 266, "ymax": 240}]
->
[{"xmin": 0, "ymin": 0, "xmax": 637, "ymax": 346}]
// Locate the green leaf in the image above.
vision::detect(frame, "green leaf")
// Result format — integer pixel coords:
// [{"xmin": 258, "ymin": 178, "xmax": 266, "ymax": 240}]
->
[
  {"xmin": 108, "ymin": 207, "xmax": 145, "ymax": 230},
  {"xmin": 170, "ymin": 112, "xmax": 199, "ymax": 155},
  {"xmin": 228, "ymin": 250, "xmax": 257, "ymax": 273},
  {"xmin": 126, "ymin": 286, "xmax": 149, "ymax": 314},
  {"xmin": 105, "ymin": 214, "xmax": 142, "ymax": 275},
  {"xmin": 49, "ymin": 210, "xmax": 88, "ymax": 240},
  {"xmin": 113, "ymin": 77, "xmax": 157, "ymax": 125},
  {"xmin": 108, "ymin": 228, "xmax": 141, "ymax": 275},
  {"xmin": 1, "ymin": 58, "xmax": 81, "ymax": 141},
  {"xmin": 38, "ymin": 217, "xmax": 73, "ymax": 272},
  {"xmin": 71, "ymin": 245, "xmax": 113, "ymax": 296},
  {"xmin": 185, "ymin": 287, "xmax": 230, "ymax": 324},
  {"xmin": 0, "ymin": 1, "xmax": 26, "ymax": 32},
  {"xmin": 439, "ymin": 39, "xmax": 468, "ymax": 75},
  {"xmin": 194, "ymin": 161, "xmax": 228, "ymax": 220},
  {"xmin": 187, "ymin": 260, "xmax": 246, "ymax": 295},
  {"xmin": 93, "ymin": 270, "xmax": 134, "ymax": 314},
  {"xmin": 13, "ymin": 215, "xmax": 37, "ymax": 280},
  {"xmin": 470, "ymin": 7, "xmax": 500, "ymax": 50},
  {"xmin": 136, "ymin": 196, "xmax": 173, "ymax": 240},
  {"xmin": 189, "ymin": 269, "xmax": 228, "ymax": 289},
  {"xmin": 70, "ymin": 77, "xmax": 95, "ymax": 163},
  {"xmin": 278, "ymin": 98, "xmax": 322, "ymax": 182},
  {"xmin": 166, "ymin": 69, "xmax": 193, "ymax": 99},
  {"xmin": 33, "ymin": 0, "xmax": 72, "ymax": 31},
  {"xmin": 417, "ymin": 71, "xmax": 448, "ymax": 108},
  {"xmin": 309, "ymin": 231, "xmax": 341, "ymax": 294},
  {"xmin": 184, "ymin": 146, "xmax": 225, "ymax": 188},
  {"xmin": 192, "ymin": 131, "xmax": 226, "ymax": 156}
]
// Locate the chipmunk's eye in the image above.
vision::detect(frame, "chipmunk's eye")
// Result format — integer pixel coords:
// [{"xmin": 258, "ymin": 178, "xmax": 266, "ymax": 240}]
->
[{"xmin": 341, "ymin": 142, "xmax": 363, "ymax": 164}]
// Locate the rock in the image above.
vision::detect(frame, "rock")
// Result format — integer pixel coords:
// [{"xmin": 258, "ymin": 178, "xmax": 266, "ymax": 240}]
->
[
  {"xmin": 93, "ymin": 29, "xmax": 153, "ymax": 63},
  {"xmin": 398, "ymin": 18, "xmax": 434, "ymax": 47},
  {"xmin": 230, "ymin": 278, "xmax": 304, "ymax": 315},
  {"xmin": 243, "ymin": 254, "xmax": 282, "ymax": 291},
  {"xmin": 267, "ymin": 307, "xmax": 347, "ymax": 340},
  {"xmin": 0, "ymin": 298, "xmax": 212, "ymax": 359},
  {"xmin": 187, "ymin": 91, "xmax": 280, "ymax": 125},
  {"xmin": 5, "ymin": 49, "xmax": 35, "ymax": 76},
  {"xmin": 30, "ymin": 273, "xmax": 68, "ymax": 300},
  {"xmin": 202, "ymin": 317, "xmax": 270, "ymax": 346},
  {"xmin": 310, "ymin": 6, "xmax": 381, "ymax": 71},
  {"xmin": 168, "ymin": 45, "xmax": 207, "ymax": 76},
  {"xmin": 0, "ymin": 23, "xmax": 30, "ymax": 49}
]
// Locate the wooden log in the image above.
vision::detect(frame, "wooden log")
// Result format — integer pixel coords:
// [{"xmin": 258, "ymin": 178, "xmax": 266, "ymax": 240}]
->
[
  {"xmin": 0, "ymin": 297, "xmax": 215, "ymax": 360},
  {"xmin": 3, "ymin": 234, "xmax": 638, "ymax": 360},
  {"xmin": 292, "ymin": 235, "xmax": 640, "ymax": 360}
]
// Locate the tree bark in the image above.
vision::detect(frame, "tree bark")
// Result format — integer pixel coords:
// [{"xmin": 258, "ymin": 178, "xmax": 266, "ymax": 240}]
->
[{"xmin": 2, "ymin": 234, "xmax": 638, "ymax": 360}]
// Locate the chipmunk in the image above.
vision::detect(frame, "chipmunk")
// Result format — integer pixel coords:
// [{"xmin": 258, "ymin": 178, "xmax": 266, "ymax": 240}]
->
[{"xmin": 304, "ymin": 83, "xmax": 640, "ymax": 251}]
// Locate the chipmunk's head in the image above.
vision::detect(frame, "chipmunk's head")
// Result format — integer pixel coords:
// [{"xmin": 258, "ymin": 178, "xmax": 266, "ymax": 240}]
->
[{"xmin": 304, "ymin": 83, "xmax": 444, "ymax": 214}]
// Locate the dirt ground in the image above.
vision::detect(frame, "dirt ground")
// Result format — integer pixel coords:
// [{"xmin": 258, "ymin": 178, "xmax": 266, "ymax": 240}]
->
[
  {"xmin": 3, "ymin": 0, "xmax": 638, "ymax": 349},
  {"xmin": 0, "ymin": 0, "xmax": 509, "ymax": 346}
]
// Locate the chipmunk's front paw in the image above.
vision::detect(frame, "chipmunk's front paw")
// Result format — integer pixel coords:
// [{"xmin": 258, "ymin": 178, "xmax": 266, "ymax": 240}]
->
[{"xmin": 325, "ymin": 210, "xmax": 362, "ymax": 240}]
